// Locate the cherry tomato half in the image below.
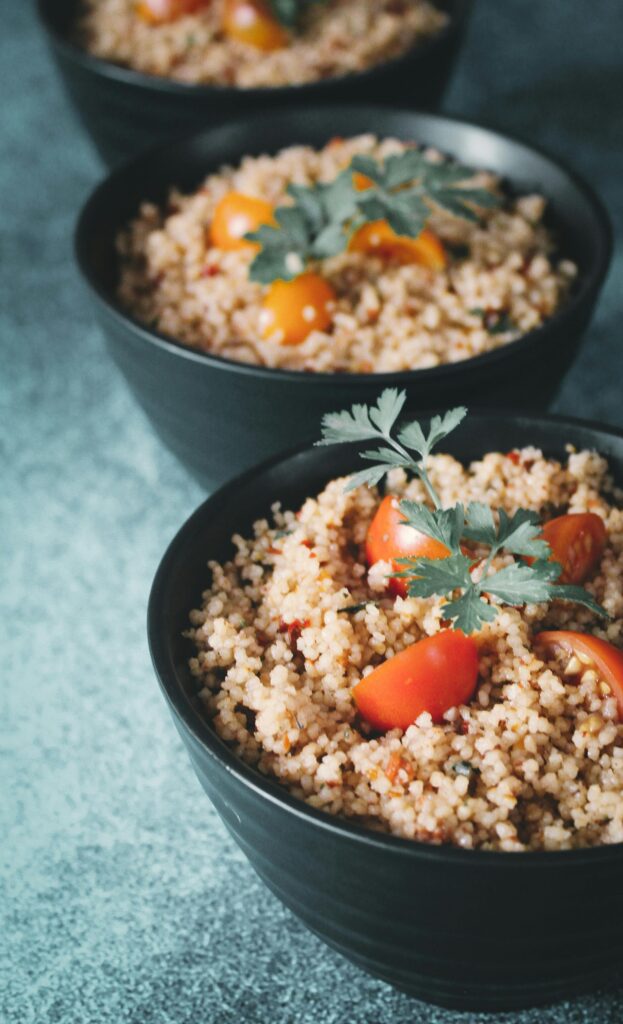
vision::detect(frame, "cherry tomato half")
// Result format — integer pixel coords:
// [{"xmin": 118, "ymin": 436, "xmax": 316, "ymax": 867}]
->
[
  {"xmin": 352, "ymin": 171, "xmax": 374, "ymax": 191},
  {"xmin": 348, "ymin": 219, "xmax": 447, "ymax": 270},
  {"xmin": 260, "ymin": 272, "xmax": 336, "ymax": 346},
  {"xmin": 353, "ymin": 630, "xmax": 479, "ymax": 731},
  {"xmin": 136, "ymin": 0, "xmax": 209, "ymax": 24},
  {"xmin": 210, "ymin": 192, "xmax": 275, "ymax": 252},
  {"xmin": 222, "ymin": 0, "xmax": 288, "ymax": 50},
  {"xmin": 366, "ymin": 495, "xmax": 450, "ymax": 597},
  {"xmin": 540, "ymin": 513, "xmax": 607, "ymax": 584},
  {"xmin": 536, "ymin": 631, "xmax": 623, "ymax": 719}
]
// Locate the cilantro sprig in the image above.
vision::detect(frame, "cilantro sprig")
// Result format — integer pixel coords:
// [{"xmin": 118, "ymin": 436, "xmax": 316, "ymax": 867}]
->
[
  {"xmin": 246, "ymin": 149, "xmax": 500, "ymax": 284},
  {"xmin": 317, "ymin": 390, "xmax": 608, "ymax": 633}
]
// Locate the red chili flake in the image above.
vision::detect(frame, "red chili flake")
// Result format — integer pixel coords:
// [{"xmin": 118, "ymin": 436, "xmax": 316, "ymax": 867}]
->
[
  {"xmin": 266, "ymin": 546, "xmax": 281, "ymax": 555},
  {"xmin": 200, "ymin": 264, "xmax": 221, "ymax": 278},
  {"xmin": 278, "ymin": 618, "xmax": 310, "ymax": 652},
  {"xmin": 507, "ymin": 450, "xmax": 521, "ymax": 465},
  {"xmin": 385, "ymin": 751, "xmax": 414, "ymax": 784},
  {"xmin": 301, "ymin": 539, "xmax": 313, "ymax": 549},
  {"xmin": 327, "ymin": 136, "xmax": 344, "ymax": 148}
]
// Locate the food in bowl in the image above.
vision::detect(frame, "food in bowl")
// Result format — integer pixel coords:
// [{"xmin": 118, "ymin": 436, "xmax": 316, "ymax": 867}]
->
[
  {"xmin": 77, "ymin": 0, "xmax": 448, "ymax": 87},
  {"xmin": 187, "ymin": 393, "xmax": 623, "ymax": 851},
  {"xmin": 117, "ymin": 135, "xmax": 577, "ymax": 373}
]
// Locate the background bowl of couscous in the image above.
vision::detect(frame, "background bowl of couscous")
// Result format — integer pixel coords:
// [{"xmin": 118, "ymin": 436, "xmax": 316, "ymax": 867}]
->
[
  {"xmin": 75, "ymin": 106, "xmax": 612, "ymax": 490},
  {"xmin": 38, "ymin": 0, "xmax": 471, "ymax": 166}
]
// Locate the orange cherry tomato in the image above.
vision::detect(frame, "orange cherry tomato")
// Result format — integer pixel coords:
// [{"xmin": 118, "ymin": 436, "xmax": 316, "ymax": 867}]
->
[
  {"xmin": 210, "ymin": 192, "xmax": 275, "ymax": 252},
  {"xmin": 222, "ymin": 0, "xmax": 288, "ymax": 51},
  {"xmin": 348, "ymin": 220, "xmax": 447, "ymax": 270},
  {"xmin": 353, "ymin": 630, "xmax": 479, "ymax": 731},
  {"xmin": 353, "ymin": 171, "xmax": 374, "ymax": 191},
  {"xmin": 540, "ymin": 513, "xmax": 607, "ymax": 585},
  {"xmin": 536, "ymin": 631, "xmax": 623, "ymax": 719},
  {"xmin": 136, "ymin": 0, "xmax": 209, "ymax": 24},
  {"xmin": 260, "ymin": 272, "xmax": 336, "ymax": 346},
  {"xmin": 366, "ymin": 495, "xmax": 450, "ymax": 598}
]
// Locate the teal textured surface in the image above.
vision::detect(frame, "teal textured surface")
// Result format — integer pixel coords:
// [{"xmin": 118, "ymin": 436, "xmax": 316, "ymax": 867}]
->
[{"xmin": 2, "ymin": 2, "xmax": 622, "ymax": 1022}]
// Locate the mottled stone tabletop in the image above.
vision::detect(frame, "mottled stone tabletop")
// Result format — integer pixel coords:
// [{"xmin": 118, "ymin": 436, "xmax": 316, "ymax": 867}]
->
[{"xmin": 3, "ymin": 2, "xmax": 623, "ymax": 1022}]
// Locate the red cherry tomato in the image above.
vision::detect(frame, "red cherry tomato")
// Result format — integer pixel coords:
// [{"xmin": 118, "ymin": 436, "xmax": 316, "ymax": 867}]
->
[
  {"xmin": 353, "ymin": 630, "xmax": 479, "ymax": 731},
  {"xmin": 540, "ymin": 513, "xmax": 607, "ymax": 584},
  {"xmin": 222, "ymin": 0, "xmax": 288, "ymax": 50},
  {"xmin": 210, "ymin": 192, "xmax": 275, "ymax": 252},
  {"xmin": 260, "ymin": 272, "xmax": 336, "ymax": 346},
  {"xmin": 536, "ymin": 631, "xmax": 623, "ymax": 719},
  {"xmin": 136, "ymin": 0, "xmax": 209, "ymax": 24},
  {"xmin": 366, "ymin": 495, "xmax": 451, "ymax": 597}
]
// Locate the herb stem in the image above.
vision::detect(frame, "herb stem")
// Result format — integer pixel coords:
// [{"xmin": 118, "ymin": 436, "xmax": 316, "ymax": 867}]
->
[{"xmin": 383, "ymin": 434, "xmax": 442, "ymax": 509}]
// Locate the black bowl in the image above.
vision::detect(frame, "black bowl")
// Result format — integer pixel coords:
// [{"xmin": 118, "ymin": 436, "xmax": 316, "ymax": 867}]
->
[
  {"xmin": 148, "ymin": 410, "xmax": 623, "ymax": 1012},
  {"xmin": 76, "ymin": 106, "xmax": 612, "ymax": 490},
  {"xmin": 38, "ymin": 0, "xmax": 470, "ymax": 166}
]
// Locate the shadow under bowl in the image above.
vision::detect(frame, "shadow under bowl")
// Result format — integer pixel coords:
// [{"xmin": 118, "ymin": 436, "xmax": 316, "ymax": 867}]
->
[
  {"xmin": 75, "ymin": 106, "xmax": 612, "ymax": 491},
  {"xmin": 38, "ymin": 0, "xmax": 471, "ymax": 167},
  {"xmin": 148, "ymin": 410, "xmax": 623, "ymax": 1011}
]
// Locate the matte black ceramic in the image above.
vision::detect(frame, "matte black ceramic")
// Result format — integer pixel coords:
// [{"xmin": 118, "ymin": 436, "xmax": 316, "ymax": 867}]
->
[
  {"xmin": 76, "ymin": 107, "xmax": 612, "ymax": 490},
  {"xmin": 38, "ymin": 0, "xmax": 470, "ymax": 166},
  {"xmin": 148, "ymin": 412, "xmax": 623, "ymax": 1012}
]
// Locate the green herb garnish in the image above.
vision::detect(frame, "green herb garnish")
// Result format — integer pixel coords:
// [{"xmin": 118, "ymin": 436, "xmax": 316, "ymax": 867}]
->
[
  {"xmin": 317, "ymin": 389, "xmax": 608, "ymax": 633},
  {"xmin": 337, "ymin": 600, "xmax": 379, "ymax": 614},
  {"xmin": 246, "ymin": 150, "xmax": 501, "ymax": 284},
  {"xmin": 268, "ymin": 0, "xmax": 327, "ymax": 28}
]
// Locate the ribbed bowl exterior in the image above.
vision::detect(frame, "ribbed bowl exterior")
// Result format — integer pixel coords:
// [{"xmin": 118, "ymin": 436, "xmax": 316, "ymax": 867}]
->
[
  {"xmin": 148, "ymin": 417, "xmax": 623, "ymax": 1011},
  {"xmin": 75, "ymin": 108, "xmax": 612, "ymax": 490},
  {"xmin": 38, "ymin": 0, "xmax": 470, "ymax": 166}
]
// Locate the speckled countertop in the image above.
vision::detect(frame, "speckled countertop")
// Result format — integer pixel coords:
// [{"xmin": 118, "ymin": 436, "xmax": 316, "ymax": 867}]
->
[{"xmin": 3, "ymin": 2, "xmax": 623, "ymax": 1022}]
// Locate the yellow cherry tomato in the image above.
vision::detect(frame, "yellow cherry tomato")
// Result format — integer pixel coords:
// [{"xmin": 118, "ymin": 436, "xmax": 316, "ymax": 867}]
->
[
  {"xmin": 210, "ymin": 192, "xmax": 275, "ymax": 252},
  {"xmin": 260, "ymin": 273, "xmax": 336, "ymax": 346},
  {"xmin": 222, "ymin": 0, "xmax": 289, "ymax": 51},
  {"xmin": 349, "ymin": 220, "xmax": 447, "ymax": 270},
  {"xmin": 136, "ymin": 0, "xmax": 209, "ymax": 24}
]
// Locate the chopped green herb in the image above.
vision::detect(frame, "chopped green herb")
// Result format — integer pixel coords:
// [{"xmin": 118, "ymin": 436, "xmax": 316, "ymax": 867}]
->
[
  {"xmin": 486, "ymin": 310, "xmax": 517, "ymax": 335},
  {"xmin": 447, "ymin": 242, "xmax": 470, "ymax": 260},
  {"xmin": 247, "ymin": 149, "xmax": 501, "ymax": 283},
  {"xmin": 452, "ymin": 760, "xmax": 479, "ymax": 777},
  {"xmin": 274, "ymin": 527, "xmax": 293, "ymax": 539},
  {"xmin": 317, "ymin": 389, "xmax": 609, "ymax": 633},
  {"xmin": 268, "ymin": 0, "xmax": 327, "ymax": 28},
  {"xmin": 337, "ymin": 600, "xmax": 379, "ymax": 614}
]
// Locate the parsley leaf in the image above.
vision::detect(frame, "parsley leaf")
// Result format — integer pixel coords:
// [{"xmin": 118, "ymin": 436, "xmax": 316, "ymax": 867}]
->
[
  {"xmin": 443, "ymin": 587, "xmax": 498, "ymax": 633},
  {"xmin": 464, "ymin": 505, "xmax": 550, "ymax": 560},
  {"xmin": 316, "ymin": 393, "xmax": 610, "ymax": 632},
  {"xmin": 318, "ymin": 389, "xmax": 466, "ymax": 507},
  {"xmin": 247, "ymin": 148, "xmax": 501, "ymax": 283},
  {"xmin": 399, "ymin": 407, "xmax": 467, "ymax": 458},
  {"xmin": 398, "ymin": 501, "xmax": 464, "ymax": 551},
  {"xmin": 396, "ymin": 552, "xmax": 473, "ymax": 597}
]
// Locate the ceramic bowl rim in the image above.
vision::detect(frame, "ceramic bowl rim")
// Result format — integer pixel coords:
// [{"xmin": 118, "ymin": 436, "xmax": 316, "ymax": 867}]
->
[
  {"xmin": 37, "ymin": 0, "xmax": 471, "ymax": 99},
  {"xmin": 148, "ymin": 408, "xmax": 623, "ymax": 868},
  {"xmin": 75, "ymin": 105, "xmax": 613, "ymax": 389}
]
